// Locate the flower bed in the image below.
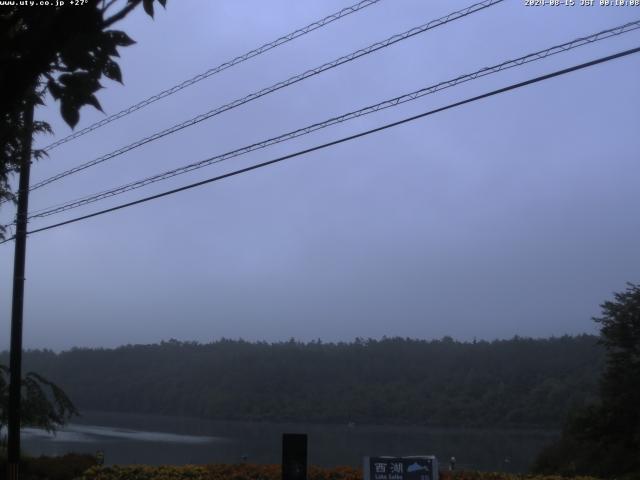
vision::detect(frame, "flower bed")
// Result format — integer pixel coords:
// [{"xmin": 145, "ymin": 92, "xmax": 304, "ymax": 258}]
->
[{"xmin": 74, "ymin": 464, "xmax": 601, "ymax": 480}]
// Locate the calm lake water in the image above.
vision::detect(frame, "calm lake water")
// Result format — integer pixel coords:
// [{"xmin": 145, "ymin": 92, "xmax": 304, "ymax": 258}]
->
[{"xmin": 22, "ymin": 411, "xmax": 558, "ymax": 473}]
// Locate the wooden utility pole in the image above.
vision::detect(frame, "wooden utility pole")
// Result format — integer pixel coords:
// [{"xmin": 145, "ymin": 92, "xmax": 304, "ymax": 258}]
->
[{"xmin": 7, "ymin": 95, "xmax": 35, "ymax": 480}]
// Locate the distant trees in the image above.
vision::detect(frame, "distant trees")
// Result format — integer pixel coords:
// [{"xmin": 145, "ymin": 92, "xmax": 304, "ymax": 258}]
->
[
  {"xmin": 0, "ymin": 364, "xmax": 78, "ymax": 445},
  {"xmin": 0, "ymin": 335, "xmax": 603, "ymax": 429},
  {"xmin": 533, "ymin": 283, "xmax": 640, "ymax": 478}
]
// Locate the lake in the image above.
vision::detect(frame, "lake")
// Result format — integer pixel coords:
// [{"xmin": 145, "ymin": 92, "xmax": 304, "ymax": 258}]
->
[{"xmin": 21, "ymin": 411, "xmax": 558, "ymax": 473}]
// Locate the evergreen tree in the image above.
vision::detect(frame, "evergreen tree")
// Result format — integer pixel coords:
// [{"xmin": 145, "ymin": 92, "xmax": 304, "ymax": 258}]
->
[{"xmin": 533, "ymin": 283, "xmax": 640, "ymax": 477}]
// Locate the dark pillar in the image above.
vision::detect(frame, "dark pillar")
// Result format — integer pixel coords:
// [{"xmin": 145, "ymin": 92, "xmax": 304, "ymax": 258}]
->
[
  {"xmin": 7, "ymin": 93, "xmax": 35, "ymax": 480},
  {"xmin": 282, "ymin": 433, "xmax": 307, "ymax": 480}
]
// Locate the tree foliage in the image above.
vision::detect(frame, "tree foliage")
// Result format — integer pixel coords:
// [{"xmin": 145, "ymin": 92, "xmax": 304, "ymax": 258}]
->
[
  {"xmin": 0, "ymin": 364, "xmax": 78, "ymax": 442},
  {"xmin": 0, "ymin": 0, "xmax": 167, "ymax": 218},
  {"xmin": 0, "ymin": 335, "xmax": 603, "ymax": 429},
  {"xmin": 533, "ymin": 283, "xmax": 640, "ymax": 478}
]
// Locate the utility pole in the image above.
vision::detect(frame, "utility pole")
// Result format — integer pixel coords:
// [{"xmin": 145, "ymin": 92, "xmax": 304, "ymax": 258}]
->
[{"xmin": 7, "ymin": 94, "xmax": 35, "ymax": 480}]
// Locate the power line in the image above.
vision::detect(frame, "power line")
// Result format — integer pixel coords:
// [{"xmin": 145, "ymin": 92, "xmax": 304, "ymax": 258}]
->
[
  {"xmin": 25, "ymin": 20, "xmax": 640, "ymax": 221},
  {"xmin": 41, "ymin": 0, "xmax": 384, "ymax": 152},
  {"xmin": 1, "ymin": 45, "xmax": 634, "ymax": 243},
  {"xmin": 28, "ymin": 0, "xmax": 503, "ymax": 193}
]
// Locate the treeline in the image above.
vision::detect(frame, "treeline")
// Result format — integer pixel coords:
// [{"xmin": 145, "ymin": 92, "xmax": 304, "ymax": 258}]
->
[{"xmin": 0, "ymin": 335, "xmax": 603, "ymax": 428}]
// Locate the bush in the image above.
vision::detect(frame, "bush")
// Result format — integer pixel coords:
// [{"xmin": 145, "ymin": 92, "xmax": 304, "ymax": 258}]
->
[
  {"xmin": 75, "ymin": 464, "xmax": 362, "ymax": 480},
  {"xmin": 0, "ymin": 453, "xmax": 96, "ymax": 480},
  {"xmin": 440, "ymin": 472, "xmax": 600, "ymax": 480},
  {"xmin": 75, "ymin": 464, "xmax": 602, "ymax": 480},
  {"xmin": 75, "ymin": 465, "xmax": 210, "ymax": 480}
]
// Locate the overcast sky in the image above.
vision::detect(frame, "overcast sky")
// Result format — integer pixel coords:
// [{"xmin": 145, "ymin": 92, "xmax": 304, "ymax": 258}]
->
[{"xmin": 1, "ymin": 0, "xmax": 639, "ymax": 351}]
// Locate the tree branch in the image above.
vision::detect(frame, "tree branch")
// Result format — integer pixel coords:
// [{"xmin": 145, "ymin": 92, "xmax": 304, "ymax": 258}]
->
[
  {"xmin": 103, "ymin": 0, "xmax": 140, "ymax": 28},
  {"xmin": 101, "ymin": 0, "xmax": 120, "ymax": 14}
]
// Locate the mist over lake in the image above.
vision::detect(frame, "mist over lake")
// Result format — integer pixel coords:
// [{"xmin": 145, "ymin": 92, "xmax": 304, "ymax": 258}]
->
[{"xmin": 22, "ymin": 411, "xmax": 558, "ymax": 473}]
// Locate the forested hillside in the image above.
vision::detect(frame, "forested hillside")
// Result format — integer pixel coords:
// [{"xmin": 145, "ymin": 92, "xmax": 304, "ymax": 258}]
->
[{"xmin": 0, "ymin": 335, "xmax": 602, "ymax": 428}]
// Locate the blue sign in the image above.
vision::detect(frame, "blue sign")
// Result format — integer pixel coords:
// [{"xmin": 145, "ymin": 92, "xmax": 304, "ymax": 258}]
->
[{"xmin": 364, "ymin": 456, "xmax": 438, "ymax": 480}]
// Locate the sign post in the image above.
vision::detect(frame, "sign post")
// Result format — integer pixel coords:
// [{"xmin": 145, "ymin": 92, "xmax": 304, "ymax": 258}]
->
[{"xmin": 282, "ymin": 433, "xmax": 307, "ymax": 480}]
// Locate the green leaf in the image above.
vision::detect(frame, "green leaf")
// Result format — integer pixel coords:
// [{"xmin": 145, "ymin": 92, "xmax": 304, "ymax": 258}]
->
[
  {"xmin": 143, "ymin": 0, "xmax": 154, "ymax": 18},
  {"xmin": 33, "ymin": 121, "xmax": 53, "ymax": 135},
  {"xmin": 57, "ymin": 73, "xmax": 74, "ymax": 87},
  {"xmin": 98, "ymin": 34, "xmax": 120, "ymax": 57},
  {"xmin": 59, "ymin": 39, "xmax": 95, "ymax": 71},
  {"xmin": 106, "ymin": 30, "xmax": 136, "ymax": 47},
  {"xmin": 32, "ymin": 149, "xmax": 49, "ymax": 161},
  {"xmin": 103, "ymin": 58, "xmax": 123, "ymax": 83},
  {"xmin": 48, "ymin": 80, "xmax": 63, "ymax": 100},
  {"xmin": 60, "ymin": 99, "xmax": 80, "ymax": 128},
  {"xmin": 157, "ymin": 0, "xmax": 167, "ymax": 7},
  {"xmin": 85, "ymin": 94, "xmax": 104, "ymax": 113},
  {"xmin": 58, "ymin": 72, "xmax": 102, "ymax": 96}
]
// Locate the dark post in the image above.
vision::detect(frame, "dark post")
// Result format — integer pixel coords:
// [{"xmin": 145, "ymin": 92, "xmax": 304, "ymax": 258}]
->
[
  {"xmin": 7, "ymin": 95, "xmax": 35, "ymax": 480},
  {"xmin": 282, "ymin": 433, "xmax": 307, "ymax": 480}
]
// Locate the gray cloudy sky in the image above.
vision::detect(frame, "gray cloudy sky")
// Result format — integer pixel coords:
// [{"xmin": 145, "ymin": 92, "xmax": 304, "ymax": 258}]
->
[{"xmin": 1, "ymin": 0, "xmax": 639, "ymax": 351}]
